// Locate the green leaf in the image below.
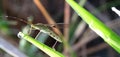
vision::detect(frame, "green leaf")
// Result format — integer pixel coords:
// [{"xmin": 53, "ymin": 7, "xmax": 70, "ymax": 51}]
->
[
  {"xmin": 66, "ymin": 0, "xmax": 120, "ymax": 53},
  {"xmin": 18, "ymin": 32, "xmax": 64, "ymax": 57}
]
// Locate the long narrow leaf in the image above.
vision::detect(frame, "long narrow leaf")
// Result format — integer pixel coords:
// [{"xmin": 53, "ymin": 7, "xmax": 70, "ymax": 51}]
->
[
  {"xmin": 66, "ymin": 0, "xmax": 120, "ymax": 53},
  {"xmin": 18, "ymin": 32, "xmax": 64, "ymax": 57}
]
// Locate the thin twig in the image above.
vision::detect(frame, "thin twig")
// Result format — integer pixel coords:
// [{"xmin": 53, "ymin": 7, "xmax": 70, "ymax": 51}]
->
[
  {"xmin": 71, "ymin": 21, "xmax": 86, "ymax": 44},
  {"xmin": 78, "ymin": 43, "xmax": 108, "ymax": 56},
  {"xmin": 63, "ymin": 2, "xmax": 71, "ymax": 57},
  {"xmin": 72, "ymin": 28, "xmax": 98, "ymax": 51},
  {"xmin": 33, "ymin": 0, "xmax": 61, "ymax": 35},
  {"xmin": 64, "ymin": 2, "xmax": 70, "ymax": 43},
  {"xmin": 33, "ymin": 1, "xmax": 71, "ymax": 56}
]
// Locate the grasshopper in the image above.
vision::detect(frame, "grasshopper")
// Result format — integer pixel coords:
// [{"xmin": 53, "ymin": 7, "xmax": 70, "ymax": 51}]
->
[{"xmin": 5, "ymin": 16, "xmax": 62, "ymax": 43}]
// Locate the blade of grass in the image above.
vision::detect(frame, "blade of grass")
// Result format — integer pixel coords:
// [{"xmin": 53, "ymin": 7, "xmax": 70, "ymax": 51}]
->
[
  {"xmin": 66, "ymin": 0, "xmax": 120, "ymax": 53},
  {"xmin": 18, "ymin": 32, "xmax": 64, "ymax": 57},
  {"xmin": 73, "ymin": 18, "xmax": 120, "ymax": 51},
  {"xmin": 64, "ymin": 2, "xmax": 70, "ymax": 43}
]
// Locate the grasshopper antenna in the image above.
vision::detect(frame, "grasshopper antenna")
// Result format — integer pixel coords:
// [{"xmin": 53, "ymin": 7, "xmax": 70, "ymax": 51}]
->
[
  {"xmin": 6, "ymin": 16, "xmax": 28, "ymax": 24},
  {"xmin": 1, "ymin": 16, "xmax": 33, "ymax": 25}
]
